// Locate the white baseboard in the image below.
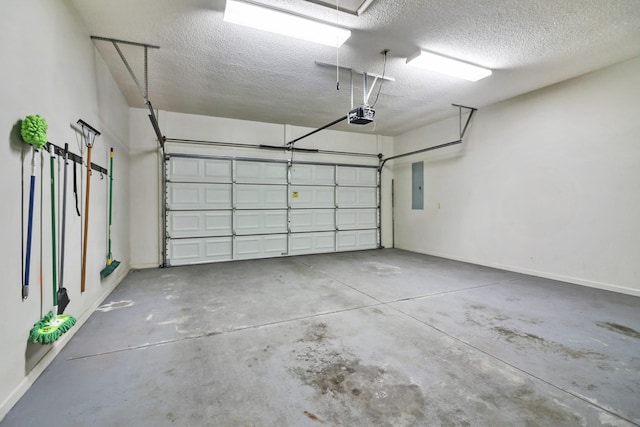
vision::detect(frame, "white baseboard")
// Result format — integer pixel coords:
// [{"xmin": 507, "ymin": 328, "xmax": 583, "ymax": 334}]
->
[
  {"xmin": 0, "ymin": 265, "xmax": 131, "ymax": 422},
  {"xmin": 398, "ymin": 247, "xmax": 640, "ymax": 298},
  {"xmin": 130, "ymin": 262, "xmax": 161, "ymax": 269}
]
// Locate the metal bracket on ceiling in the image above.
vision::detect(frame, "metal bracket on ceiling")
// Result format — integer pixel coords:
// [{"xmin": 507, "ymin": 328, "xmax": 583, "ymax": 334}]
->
[
  {"xmin": 316, "ymin": 61, "xmax": 395, "ymax": 82},
  {"xmin": 90, "ymin": 36, "xmax": 165, "ymax": 149},
  {"xmin": 90, "ymin": 36, "xmax": 159, "ymax": 101},
  {"xmin": 378, "ymin": 104, "xmax": 478, "ymax": 170},
  {"xmin": 317, "ymin": 60, "xmax": 393, "ymax": 108},
  {"xmin": 452, "ymin": 104, "xmax": 477, "ymax": 140}
]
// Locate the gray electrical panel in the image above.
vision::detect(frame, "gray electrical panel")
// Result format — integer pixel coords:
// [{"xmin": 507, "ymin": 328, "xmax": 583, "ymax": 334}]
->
[{"xmin": 412, "ymin": 161, "xmax": 424, "ymax": 210}]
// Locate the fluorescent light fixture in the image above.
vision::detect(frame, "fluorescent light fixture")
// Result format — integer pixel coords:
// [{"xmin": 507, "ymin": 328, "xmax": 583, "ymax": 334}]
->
[
  {"xmin": 406, "ymin": 50, "xmax": 492, "ymax": 82},
  {"xmin": 224, "ymin": 0, "xmax": 351, "ymax": 47}
]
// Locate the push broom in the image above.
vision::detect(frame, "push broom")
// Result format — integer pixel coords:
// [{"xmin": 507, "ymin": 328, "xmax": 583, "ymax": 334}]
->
[
  {"xmin": 29, "ymin": 144, "xmax": 76, "ymax": 344},
  {"xmin": 100, "ymin": 148, "xmax": 120, "ymax": 278}
]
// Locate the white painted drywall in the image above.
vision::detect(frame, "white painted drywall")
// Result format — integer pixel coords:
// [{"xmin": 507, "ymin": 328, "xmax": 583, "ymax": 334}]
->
[
  {"xmin": 129, "ymin": 109, "xmax": 394, "ymax": 268},
  {"xmin": 0, "ymin": 0, "xmax": 131, "ymax": 419},
  {"xmin": 392, "ymin": 56, "xmax": 640, "ymax": 296}
]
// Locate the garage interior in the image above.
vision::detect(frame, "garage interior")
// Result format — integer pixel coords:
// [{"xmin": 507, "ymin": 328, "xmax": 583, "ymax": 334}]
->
[{"xmin": 1, "ymin": 1, "xmax": 639, "ymax": 426}]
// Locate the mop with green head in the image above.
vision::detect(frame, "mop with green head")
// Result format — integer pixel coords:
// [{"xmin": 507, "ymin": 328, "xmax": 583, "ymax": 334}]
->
[
  {"xmin": 100, "ymin": 148, "xmax": 120, "ymax": 278},
  {"xmin": 29, "ymin": 144, "xmax": 76, "ymax": 344}
]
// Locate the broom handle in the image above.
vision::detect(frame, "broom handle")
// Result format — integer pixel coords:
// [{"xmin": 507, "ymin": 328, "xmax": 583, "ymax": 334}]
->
[
  {"xmin": 107, "ymin": 148, "xmax": 114, "ymax": 263},
  {"xmin": 50, "ymin": 145, "xmax": 58, "ymax": 306},
  {"xmin": 23, "ymin": 149, "xmax": 37, "ymax": 300},
  {"xmin": 59, "ymin": 144, "xmax": 68, "ymax": 289},
  {"xmin": 81, "ymin": 144, "xmax": 92, "ymax": 293}
]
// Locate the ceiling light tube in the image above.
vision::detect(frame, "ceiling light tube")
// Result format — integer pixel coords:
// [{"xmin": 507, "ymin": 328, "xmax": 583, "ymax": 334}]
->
[
  {"xmin": 406, "ymin": 50, "xmax": 492, "ymax": 82},
  {"xmin": 224, "ymin": 0, "xmax": 351, "ymax": 47}
]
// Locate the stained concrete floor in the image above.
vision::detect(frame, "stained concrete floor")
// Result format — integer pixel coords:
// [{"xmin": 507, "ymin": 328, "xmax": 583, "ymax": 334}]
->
[{"xmin": 3, "ymin": 249, "xmax": 640, "ymax": 426}]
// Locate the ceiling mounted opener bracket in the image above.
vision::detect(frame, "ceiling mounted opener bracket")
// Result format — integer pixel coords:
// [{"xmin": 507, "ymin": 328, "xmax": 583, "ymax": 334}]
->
[
  {"xmin": 286, "ymin": 61, "xmax": 395, "ymax": 147},
  {"xmin": 317, "ymin": 61, "xmax": 394, "ymax": 110},
  {"xmin": 90, "ymin": 36, "xmax": 165, "ymax": 149}
]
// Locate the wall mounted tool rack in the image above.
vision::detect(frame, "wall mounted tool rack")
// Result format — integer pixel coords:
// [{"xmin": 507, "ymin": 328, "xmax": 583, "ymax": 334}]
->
[{"xmin": 45, "ymin": 142, "xmax": 107, "ymax": 175}]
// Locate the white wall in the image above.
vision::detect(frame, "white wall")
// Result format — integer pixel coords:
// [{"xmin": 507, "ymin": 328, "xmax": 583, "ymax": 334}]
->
[
  {"xmin": 129, "ymin": 109, "xmax": 393, "ymax": 267},
  {"xmin": 392, "ymin": 56, "xmax": 640, "ymax": 296},
  {"xmin": 0, "ymin": 0, "xmax": 130, "ymax": 419}
]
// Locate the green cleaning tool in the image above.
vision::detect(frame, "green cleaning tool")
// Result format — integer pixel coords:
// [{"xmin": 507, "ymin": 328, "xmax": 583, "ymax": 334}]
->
[
  {"xmin": 21, "ymin": 115, "xmax": 48, "ymax": 150},
  {"xmin": 29, "ymin": 144, "xmax": 76, "ymax": 344},
  {"xmin": 100, "ymin": 148, "xmax": 120, "ymax": 278},
  {"xmin": 21, "ymin": 115, "xmax": 48, "ymax": 300}
]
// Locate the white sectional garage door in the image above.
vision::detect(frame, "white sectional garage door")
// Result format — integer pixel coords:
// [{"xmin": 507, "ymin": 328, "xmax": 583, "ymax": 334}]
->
[{"xmin": 165, "ymin": 155, "xmax": 378, "ymax": 266}]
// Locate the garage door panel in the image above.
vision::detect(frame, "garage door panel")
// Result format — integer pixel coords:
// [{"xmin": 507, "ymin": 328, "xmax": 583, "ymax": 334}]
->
[
  {"xmin": 168, "ymin": 157, "xmax": 232, "ymax": 183},
  {"xmin": 336, "ymin": 166, "xmax": 376, "ymax": 186},
  {"xmin": 337, "ymin": 208, "xmax": 377, "ymax": 230},
  {"xmin": 167, "ymin": 237, "xmax": 232, "ymax": 266},
  {"xmin": 337, "ymin": 187, "xmax": 377, "ymax": 208},
  {"xmin": 166, "ymin": 156, "xmax": 379, "ymax": 265},
  {"xmin": 337, "ymin": 230, "xmax": 378, "ymax": 251},
  {"xmin": 168, "ymin": 183, "xmax": 232, "ymax": 210},
  {"xmin": 290, "ymin": 232, "xmax": 335, "ymax": 255},
  {"xmin": 235, "ymin": 184, "xmax": 287, "ymax": 209},
  {"xmin": 290, "ymin": 186, "xmax": 335, "ymax": 208},
  {"xmin": 289, "ymin": 209, "xmax": 335, "ymax": 232},
  {"xmin": 235, "ymin": 161, "xmax": 287, "ymax": 184},
  {"xmin": 234, "ymin": 234, "xmax": 287, "ymax": 259},
  {"xmin": 235, "ymin": 210, "xmax": 288, "ymax": 235},
  {"xmin": 168, "ymin": 211, "xmax": 232, "ymax": 238},
  {"xmin": 291, "ymin": 164, "xmax": 335, "ymax": 186}
]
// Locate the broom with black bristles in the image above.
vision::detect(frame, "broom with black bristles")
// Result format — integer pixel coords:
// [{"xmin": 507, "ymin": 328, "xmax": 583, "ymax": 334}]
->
[
  {"xmin": 100, "ymin": 148, "xmax": 120, "ymax": 278},
  {"xmin": 29, "ymin": 144, "xmax": 75, "ymax": 344}
]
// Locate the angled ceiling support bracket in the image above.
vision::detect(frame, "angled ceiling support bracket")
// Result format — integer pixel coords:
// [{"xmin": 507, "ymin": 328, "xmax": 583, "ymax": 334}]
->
[
  {"xmin": 91, "ymin": 36, "xmax": 165, "ymax": 149},
  {"xmin": 90, "ymin": 36, "xmax": 159, "ymax": 101},
  {"xmin": 379, "ymin": 104, "xmax": 477, "ymax": 170},
  {"xmin": 453, "ymin": 104, "xmax": 477, "ymax": 140}
]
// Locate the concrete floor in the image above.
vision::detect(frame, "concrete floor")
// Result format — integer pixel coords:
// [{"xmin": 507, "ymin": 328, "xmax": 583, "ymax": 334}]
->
[{"xmin": 3, "ymin": 249, "xmax": 639, "ymax": 426}]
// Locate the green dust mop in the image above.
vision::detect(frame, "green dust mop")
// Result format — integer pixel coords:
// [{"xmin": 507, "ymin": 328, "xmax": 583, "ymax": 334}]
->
[
  {"xmin": 29, "ymin": 145, "xmax": 75, "ymax": 344},
  {"xmin": 20, "ymin": 115, "xmax": 48, "ymax": 300},
  {"xmin": 21, "ymin": 115, "xmax": 48, "ymax": 150}
]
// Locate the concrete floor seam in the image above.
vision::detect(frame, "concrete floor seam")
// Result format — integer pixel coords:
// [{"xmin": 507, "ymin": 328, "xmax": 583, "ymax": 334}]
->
[
  {"xmin": 294, "ymin": 258, "xmax": 384, "ymax": 304},
  {"xmin": 66, "ymin": 302, "xmax": 388, "ymax": 362},
  {"xmin": 386, "ymin": 278, "xmax": 514, "ymax": 303},
  {"xmin": 389, "ymin": 305, "xmax": 639, "ymax": 426},
  {"xmin": 295, "ymin": 257, "xmax": 514, "ymax": 307}
]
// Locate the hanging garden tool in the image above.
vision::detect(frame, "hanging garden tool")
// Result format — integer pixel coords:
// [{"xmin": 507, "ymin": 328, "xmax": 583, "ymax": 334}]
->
[
  {"xmin": 100, "ymin": 148, "xmax": 120, "ymax": 278},
  {"xmin": 57, "ymin": 143, "xmax": 72, "ymax": 313},
  {"xmin": 20, "ymin": 115, "xmax": 48, "ymax": 300},
  {"xmin": 29, "ymin": 144, "xmax": 76, "ymax": 344},
  {"xmin": 77, "ymin": 119, "xmax": 101, "ymax": 293}
]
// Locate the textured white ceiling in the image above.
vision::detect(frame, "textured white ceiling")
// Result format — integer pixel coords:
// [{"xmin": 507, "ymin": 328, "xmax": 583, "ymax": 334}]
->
[{"xmin": 70, "ymin": 0, "xmax": 640, "ymax": 136}]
